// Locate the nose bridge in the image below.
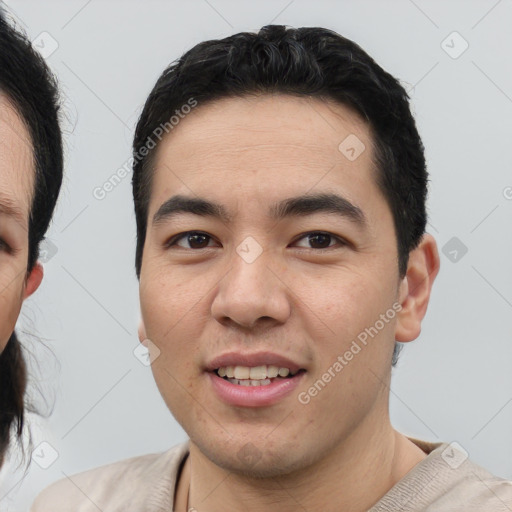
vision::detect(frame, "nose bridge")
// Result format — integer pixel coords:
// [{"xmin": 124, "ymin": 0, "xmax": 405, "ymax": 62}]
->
[{"xmin": 211, "ymin": 237, "xmax": 290, "ymax": 327}]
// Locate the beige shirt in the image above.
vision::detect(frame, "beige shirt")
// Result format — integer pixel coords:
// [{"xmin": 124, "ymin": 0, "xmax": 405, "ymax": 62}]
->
[{"xmin": 31, "ymin": 438, "xmax": 512, "ymax": 511}]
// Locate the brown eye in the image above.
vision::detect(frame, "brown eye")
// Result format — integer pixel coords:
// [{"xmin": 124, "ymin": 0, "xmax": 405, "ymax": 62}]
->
[
  {"xmin": 293, "ymin": 232, "xmax": 345, "ymax": 250},
  {"xmin": 185, "ymin": 233, "xmax": 211, "ymax": 249},
  {"xmin": 166, "ymin": 231, "xmax": 217, "ymax": 249},
  {"xmin": 307, "ymin": 233, "xmax": 332, "ymax": 249}
]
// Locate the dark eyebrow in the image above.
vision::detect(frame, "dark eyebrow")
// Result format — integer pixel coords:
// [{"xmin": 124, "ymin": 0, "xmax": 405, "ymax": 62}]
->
[
  {"xmin": 269, "ymin": 193, "xmax": 366, "ymax": 226},
  {"xmin": 153, "ymin": 193, "xmax": 366, "ymax": 227},
  {"xmin": 153, "ymin": 195, "xmax": 232, "ymax": 225}
]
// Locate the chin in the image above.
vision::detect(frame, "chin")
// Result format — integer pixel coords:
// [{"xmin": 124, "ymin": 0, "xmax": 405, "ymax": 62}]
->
[{"xmin": 191, "ymin": 433, "xmax": 319, "ymax": 480}]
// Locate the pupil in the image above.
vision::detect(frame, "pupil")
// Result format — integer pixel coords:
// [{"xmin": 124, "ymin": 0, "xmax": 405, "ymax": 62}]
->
[
  {"xmin": 189, "ymin": 233, "xmax": 208, "ymax": 248},
  {"xmin": 310, "ymin": 233, "xmax": 330, "ymax": 248}
]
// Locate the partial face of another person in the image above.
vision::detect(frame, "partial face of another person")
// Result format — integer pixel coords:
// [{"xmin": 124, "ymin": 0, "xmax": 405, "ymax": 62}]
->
[
  {"xmin": 138, "ymin": 94, "xmax": 430, "ymax": 477},
  {"xmin": 0, "ymin": 94, "xmax": 42, "ymax": 353}
]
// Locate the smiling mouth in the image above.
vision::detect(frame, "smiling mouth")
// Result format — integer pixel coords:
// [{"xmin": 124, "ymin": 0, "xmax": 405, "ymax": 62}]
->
[{"xmin": 214, "ymin": 365, "xmax": 307, "ymax": 387}]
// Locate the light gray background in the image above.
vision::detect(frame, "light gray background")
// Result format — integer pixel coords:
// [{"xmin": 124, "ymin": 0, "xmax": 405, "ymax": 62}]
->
[{"xmin": 0, "ymin": 1, "xmax": 511, "ymax": 510}]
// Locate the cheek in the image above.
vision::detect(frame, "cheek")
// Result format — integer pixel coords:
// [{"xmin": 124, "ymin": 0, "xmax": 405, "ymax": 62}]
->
[
  {"xmin": 299, "ymin": 264, "xmax": 395, "ymax": 344},
  {"xmin": 141, "ymin": 271, "xmax": 206, "ymax": 422},
  {"xmin": 141, "ymin": 269, "xmax": 204, "ymax": 339},
  {"xmin": 139, "ymin": 267, "xmax": 209, "ymax": 381},
  {"xmin": 302, "ymin": 266, "xmax": 397, "ymax": 396},
  {"xmin": 0, "ymin": 277, "xmax": 24, "ymax": 352}
]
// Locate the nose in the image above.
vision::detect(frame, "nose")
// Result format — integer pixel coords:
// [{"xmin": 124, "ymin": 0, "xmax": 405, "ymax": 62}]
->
[{"xmin": 210, "ymin": 246, "xmax": 291, "ymax": 330}]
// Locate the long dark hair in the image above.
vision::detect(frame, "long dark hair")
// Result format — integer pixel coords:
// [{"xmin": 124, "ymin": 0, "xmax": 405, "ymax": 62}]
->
[
  {"xmin": 0, "ymin": 334, "xmax": 27, "ymax": 467},
  {"xmin": 0, "ymin": 9, "xmax": 63, "ymax": 466}
]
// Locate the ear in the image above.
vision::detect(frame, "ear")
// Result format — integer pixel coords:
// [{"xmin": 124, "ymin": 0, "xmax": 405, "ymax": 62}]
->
[
  {"xmin": 23, "ymin": 262, "xmax": 44, "ymax": 299},
  {"xmin": 395, "ymin": 234, "xmax": 440, "ymax": 343},
  {"xmin": 138, "ymin": 319, "xmax": 147, "ymax": 344}
]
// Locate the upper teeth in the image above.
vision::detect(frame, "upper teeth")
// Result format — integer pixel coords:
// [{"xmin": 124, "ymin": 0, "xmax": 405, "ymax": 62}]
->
[{"xmin": 217, "ymin": 365, "xmax": 296, "ymax": 379}]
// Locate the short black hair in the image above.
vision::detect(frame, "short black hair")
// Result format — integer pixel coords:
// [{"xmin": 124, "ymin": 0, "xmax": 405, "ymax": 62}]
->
[
  {"xmin": 132, "ymin": 25, "xmax": 427, "ymax": 365},
  {"xmin": 0, "ymin": 9, "xmax": 63, "ymax": 466}
]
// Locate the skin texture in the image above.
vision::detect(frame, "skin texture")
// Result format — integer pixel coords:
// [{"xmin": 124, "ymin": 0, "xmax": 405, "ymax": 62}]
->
[
  {"xmin": 0, "ymin": 94, "xmax": 43, "ymax": 354},
  {"xmin": 138, "ymin": 94, "xmax": 440, "ymax": 512}
]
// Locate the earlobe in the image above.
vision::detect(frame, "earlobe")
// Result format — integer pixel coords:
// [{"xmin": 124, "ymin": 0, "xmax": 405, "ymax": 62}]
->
[
  {"xmin": 395, "ymin": 234, "xmax": 440, "ymax": 343},
  {"xmin": 138, "ymin": 320, "xmax": 147, "ymax": 344},
  {"xmin": 23, "ymin": 262, "xmax": 44, "ymax": 299}
]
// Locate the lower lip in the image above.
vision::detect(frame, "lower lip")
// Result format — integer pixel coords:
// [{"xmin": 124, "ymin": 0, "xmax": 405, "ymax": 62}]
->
[{"xmin": 207, "ymin": 371, "xmax": 305, "ymax": 407}]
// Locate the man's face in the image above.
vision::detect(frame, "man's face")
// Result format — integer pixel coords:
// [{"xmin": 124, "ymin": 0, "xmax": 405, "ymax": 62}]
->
[
  {"xmin": 0, "ymin": 95, "xmax": 34, "ymax": 353},
  {"xmin": 139, "ymin": 94, "xmax": 406, "ymax": 477}
]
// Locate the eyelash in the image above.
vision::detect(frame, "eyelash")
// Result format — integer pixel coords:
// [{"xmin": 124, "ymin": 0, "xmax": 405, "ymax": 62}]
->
[{"xmin": 165, "ymin": 231, "xmax": 348, "ymax": 251}]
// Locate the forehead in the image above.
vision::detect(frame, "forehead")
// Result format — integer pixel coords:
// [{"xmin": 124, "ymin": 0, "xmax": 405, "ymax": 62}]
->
[
  {"xmin": 150, "ymin": 94, "xmax": 381, "ymax": 218},
  {"xmin": 0, "ymin": 93, "xmax": 34, "ymax": 222}
]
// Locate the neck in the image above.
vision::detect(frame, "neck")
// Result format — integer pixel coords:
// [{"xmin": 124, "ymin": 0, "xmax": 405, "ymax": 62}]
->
[{"xmin": 178, "ymin": 415, "xmax": 426, "ymax": 512}]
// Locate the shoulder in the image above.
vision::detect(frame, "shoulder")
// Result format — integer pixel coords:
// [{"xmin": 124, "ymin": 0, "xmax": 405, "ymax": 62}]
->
[
  {"xmin": 30, "ymin": 441, "xmax": 189, "ymax": 512},
  {"xmin": 435, "ymin": 455, "xmax": 512, "ymax": 511},
  {"xmin": 372, "ymin": 440, "xmax": 512, "ymax": 511}
]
